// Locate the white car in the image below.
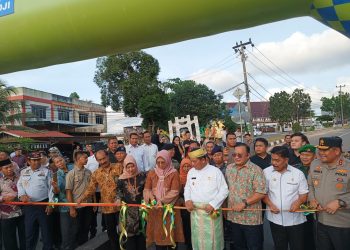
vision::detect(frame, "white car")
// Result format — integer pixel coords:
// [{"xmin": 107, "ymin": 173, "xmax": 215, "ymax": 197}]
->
[{"xmin": 254, "ymin": 129, "xmax": 262, "ymax": 136}]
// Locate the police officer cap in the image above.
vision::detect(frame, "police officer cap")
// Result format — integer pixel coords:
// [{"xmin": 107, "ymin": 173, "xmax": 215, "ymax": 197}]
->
[
  {"xmin": 298, "ymin": 144, "xmax": 316, "ymax": 154},
  {"xmin": 0, "ymin": 158, "xmax": 12, "ymax": 167},
  {"xmin": 116, "ymin": 146, "xmax": 126, "ymax": 152},
  {"xmin": 317, "ymin": 136, "xmax": 342, "ymax": 150},
  {"xmin": 211, "ymin": 145, "xmax": 223, "ymax": 155},
  {"xmin": 28, "ymin": 152, "xmax": 42, "ymax": 159}
]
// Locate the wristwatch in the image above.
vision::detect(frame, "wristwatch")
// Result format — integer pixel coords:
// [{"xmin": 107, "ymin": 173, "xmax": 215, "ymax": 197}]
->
[
  {"xmin": 242, "ymin": 199, "xmax": 249, "ymax": 208},
  {"xmin": 338, "ymin": 199, "xmax": 347, "ymax": 208}
]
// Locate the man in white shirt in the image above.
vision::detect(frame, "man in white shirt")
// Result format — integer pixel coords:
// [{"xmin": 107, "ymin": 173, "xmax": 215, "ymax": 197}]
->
[
  {"xmin": 184, "ymin": 148, "xmax": 229, "ymax": 250},
  {"xmin": 263, "ymin": 146, "xmax": 309, "ymax": 250},
  {"xmin": 126, "ymin": 132, "xmax": 147, "ymax": 172},
  {"xmin": 142, "ymin": 131, "xmax": 158, "ymax": 172}
]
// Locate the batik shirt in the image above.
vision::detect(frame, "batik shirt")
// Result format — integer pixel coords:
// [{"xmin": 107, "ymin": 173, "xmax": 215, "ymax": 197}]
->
[
  {"xmin": 226, "ymin": 160, "xmax": 266, "ymax": 225},
  {"xmin": 82, "ymin": 164, "xmax": 123, "ymax": 214},
  {"xmin": 0, "ymin": 175, "xmax": 22, "ymax": 219}
]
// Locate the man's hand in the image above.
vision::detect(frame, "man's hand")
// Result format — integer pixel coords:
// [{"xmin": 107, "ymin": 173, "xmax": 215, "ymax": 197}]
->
[
  {"xmin": 232, "ymin": 203, "xmax": 246, "ymax": 212},
  {"xmin": 205, "ymin": 204, "xmax": 214, "ymax": 214},
  {"xmin": 69, "ymin": 207, "xmax": 77, "ymax": 218},
  {"xmin": 51, "ymin": 180, "xmax": 58, "ymax": 188},
  {"xmin": 324, "ymin": 200, "xmax": 340, "ymax": 214},
  {"xmin": 310, "ymin": 199, "xmax": 322, "ymax": 210},
  {"xmin": 76, "ymin": 197, "xmax": 84, "ymax": 205},
  {"xmin": 2, "ymin": 196, "xmax": 16, "ymax": 202},
  {"xmin": 45, "ymin": 206, "xmax": 53, "ymax": 215},
  {"xmin": 156, "ymin": 200, "xmax": 163, "ymax": 208},
  {"xmin": 115, "ymin": 199, "xmax": 121, "ymax": 207},
  {"xmin": 185, "ymin": 200, "xmax": 195, "ymax": 212},
  {"xmin": 289, "ymin": 200, "xmax": 301, "ymax": 212},
  {"xmin": 269, "ymin": 203, "xmax": 280, "ymax": 214},
  {"xmin": 20, "ymin": 195, "xmax": 30, "ymax": 203}
]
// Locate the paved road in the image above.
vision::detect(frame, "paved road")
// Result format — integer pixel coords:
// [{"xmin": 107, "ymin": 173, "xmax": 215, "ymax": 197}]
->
[{"xmin": 307, "ymin": 127, "xmax": 350, "ymax": 150}]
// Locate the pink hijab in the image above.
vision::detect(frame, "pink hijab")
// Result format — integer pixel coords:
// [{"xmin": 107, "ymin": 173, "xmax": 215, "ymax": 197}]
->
[
  {"xmin": 119, "ymin": 155, "xmax": 139, "ymax": 180},
  {"xmin": 154, "ymin": 150, "xmax": 177, "ymax": 200}
]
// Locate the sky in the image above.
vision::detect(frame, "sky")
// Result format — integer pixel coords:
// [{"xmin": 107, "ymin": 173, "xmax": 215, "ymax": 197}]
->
[{"xmin": 1, "ymin": 16, "xmax": 350, "ymax": 115}]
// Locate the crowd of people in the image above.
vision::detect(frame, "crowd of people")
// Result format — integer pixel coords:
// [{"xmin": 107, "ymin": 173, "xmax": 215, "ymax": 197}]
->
[{"xmin": 0, "ymin": 130, "xmax": 349, "ymax": 250}]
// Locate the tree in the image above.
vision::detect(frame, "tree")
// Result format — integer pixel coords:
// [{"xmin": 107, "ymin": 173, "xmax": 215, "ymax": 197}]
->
[
  {"xmin": 220, "ymin": 103, "xmax": 238, "ymax": 133},
  {"xmin": 321, "ymin": 93, "xmax": 350, "ymax": 121},
  {"xmin": 0, "ymin": 80, "xmax": 21, "ymax": 126},
  {"xmin": 166, "ymin": 79, "xmax": 222, "ymax": 126},
  {"xmin": 291, "ymin": 88, "xmax": 311, "ymax": 122},
  {"xmin": 94, "ymin": 51, "xmax": 160, "ymax": 116},
  {"xmin": 138, "ymin": 88, "xmax": 170, "ymax": 132},
  {"xmin": 69, "ymin": 92, "xmax": 80, "ymax": 99},
  {"xmin": 269, "ymin": 91, "xmax": 293, "ymax": 131}
]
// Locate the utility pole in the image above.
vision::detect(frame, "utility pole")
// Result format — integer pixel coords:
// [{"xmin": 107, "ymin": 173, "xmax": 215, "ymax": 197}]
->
[
  {"xmin": 233, "ymin": 39, "xmax": 254, "ymax": 135},
  {"xmin": 336, "ymin": 84, "xmax": 346, "ymax": 127}
]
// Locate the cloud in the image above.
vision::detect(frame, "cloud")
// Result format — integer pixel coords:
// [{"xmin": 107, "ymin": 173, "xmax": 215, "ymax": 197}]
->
[{"xmin": 251, "ymin": 29, "xmax": 350, "ymax": 75}]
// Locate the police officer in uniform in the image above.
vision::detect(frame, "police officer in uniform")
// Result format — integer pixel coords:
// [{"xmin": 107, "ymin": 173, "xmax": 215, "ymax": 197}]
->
[
  {"xmin": 17, "ymin": 152, "xmax": 53, "ymax": 250},
  {"xmin": 308, "ymin": 137, "xmax": 350, "ymax": 250}
]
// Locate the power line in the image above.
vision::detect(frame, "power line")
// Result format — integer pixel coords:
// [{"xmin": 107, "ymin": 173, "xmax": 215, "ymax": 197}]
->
[
  {"xmin": 249, "ymin": 85, "xmax": 269, "ymax": 102},
  {"xmin": 217, "ymin": 82, "xmax": 244, "ymax": 95},
  {"xmin": 247, "ymin": 49, "xmax": 299, "ymax": 87},
  {"xmin": 247, "ymin": 60, "xmax": 291, "ymax": 89},
  {"xmin": 185, "ymin": 60, "xmax": 241, "ymax": 80},
  {"xmin": 248, "ymin": 48, "xmax": 329, "ymax": 94},
  {"xmin": 182, "ymin": 55, "xmax": 241, "ymax": 80},
  {"xmin": 247, "ymin": 73, "xmax": 273, "ymax": 96},
  {"xmin": 253, "ymin": 47, "xmax": 303, "ymax": 86}
]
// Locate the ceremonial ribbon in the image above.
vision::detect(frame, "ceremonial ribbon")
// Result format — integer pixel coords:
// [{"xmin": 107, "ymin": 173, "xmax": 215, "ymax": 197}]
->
[
  {"xmin": 210, "ymin": 209, "xmax": 221, "ymax": 219},
  {"xmin": 162, "ymin": 204, "xmax": 176, "ymax": 249},
  {"xmin": 119, "ymin": 202, "xmax": 128, "ymax": 250},
  {"xmin": 50, "ymin": 197, "xmax": 59, "ymax": 208},
  {"xmin": 299, "ymin": 204, "xmax": 317, "ymax": 216},
  {"xmin": 139, "ymin": 200, "xmax": 153, "ymax": 235},
  {"xmin": 1, "ymin": 201, "xmax": 332, "ymax": 214}
]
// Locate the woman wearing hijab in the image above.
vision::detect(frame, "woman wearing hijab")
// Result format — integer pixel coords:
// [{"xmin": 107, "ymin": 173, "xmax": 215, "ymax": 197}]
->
[
  {"xmin": 143, "ymin": 150, "xmax": 184, "ymax": 250},
  {"xmin": 179, "ymin": 158, "xmax": 193, "ymax": 250},
  {"xmin": 116, "ymin": 155, "xmax": 147, "ymax": 250}
]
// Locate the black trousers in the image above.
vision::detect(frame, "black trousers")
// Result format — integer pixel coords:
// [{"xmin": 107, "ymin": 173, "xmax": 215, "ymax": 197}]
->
[
  {"xmin": 316, "ymin": 222, "xmax": 350, "ymax": 250},
  {"xmin": 125, "ymin": 234, "xmax": 146, "ymax": 250},
  {"xmin": 228, "ymin": 221, "xmax": 263, "ymax": 250},
  {"xmin": 48, "ymin": 210, "xmax": 61, "ymax": 247},
  {"xmin": 305, "ymin": 214, "xmax": 316, "ymax": 250},
  {"xmin": 24, "ymin": 204, "xmax": 52, "ymax": 250},
  {"xmin": 72, "ymin": 207, "xmax": 93, "ymax": 246},
  {"xmin": 269, "ymin": 221, "xmax": 304, "ymax": 250},
  {"xmin": 1, "ymin": 215, "xmax": 25, "ymax": 250},
  {"xmin": 103, "ymin": 212, "xmax": 120, "ymax": 250}
]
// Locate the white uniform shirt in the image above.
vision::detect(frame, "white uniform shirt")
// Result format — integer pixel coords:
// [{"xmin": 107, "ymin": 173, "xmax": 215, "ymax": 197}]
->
[
  {"xmin": 264, "ymin": 165, "xmax": 308, "ymax": 226},
  {"xmin": 142, "ymin": 143, "xmax": 158, "ymax": 171},
  {"xmin": 126, "ymin": 144, "xmax": 147, "ymax": 172},
  {"xmin": 184, "ymin": 164, "xmax": 229, "ymax": 209}
]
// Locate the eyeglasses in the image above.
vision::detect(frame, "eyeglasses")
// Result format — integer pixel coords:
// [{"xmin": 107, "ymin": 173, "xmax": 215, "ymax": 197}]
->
[{"xmin": 233, "ymin": 153, "xmax": 244, "ymax": 158}]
